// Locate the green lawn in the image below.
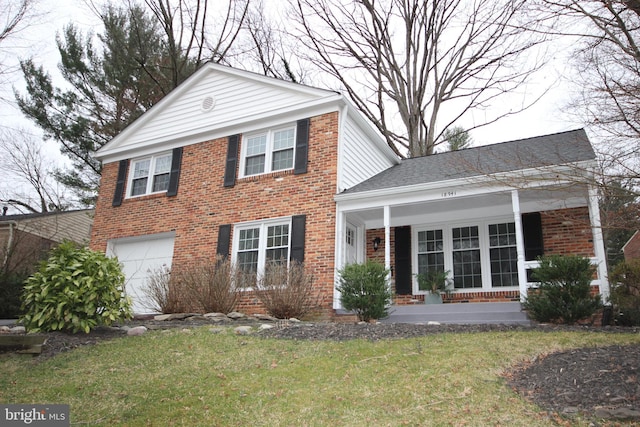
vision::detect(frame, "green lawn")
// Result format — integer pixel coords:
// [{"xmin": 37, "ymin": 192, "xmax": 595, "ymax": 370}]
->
[{"xmin": 1, "ymin": 328, "xmax": 639, "ymax": 426}]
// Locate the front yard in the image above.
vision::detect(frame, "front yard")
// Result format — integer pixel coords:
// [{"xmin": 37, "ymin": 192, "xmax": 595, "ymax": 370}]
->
[{"xmin": 1, "ymin": 326, "xmax": 639, "ymax": 426}]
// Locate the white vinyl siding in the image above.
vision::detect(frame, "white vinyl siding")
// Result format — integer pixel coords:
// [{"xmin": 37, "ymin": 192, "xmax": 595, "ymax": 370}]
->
[
  {"xmin": 115, "ymin": 70, "xmax": 324, "ymax": 152},
  {"xmin": 339, "ymin": 116, "xmax": 395, "ymax": 191}
]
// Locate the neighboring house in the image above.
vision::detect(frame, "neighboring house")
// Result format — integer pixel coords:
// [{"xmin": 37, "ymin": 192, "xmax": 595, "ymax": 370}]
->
[
  {"xmin": 0, "ymin": 209, "xmax": 94, "ymax": 276},
  {"xmin": 89, "ymin": 62, "xmax": 609, "ymax": 316},
  {"xmin": 623, "ymin": 231, "xmax": 640, "ymax": 261}
]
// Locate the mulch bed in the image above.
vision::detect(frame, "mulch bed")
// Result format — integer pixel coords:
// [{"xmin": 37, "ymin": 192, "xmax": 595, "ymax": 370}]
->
[{"xmin": 3, "ymin": 320, "xmax": 639, "ymax": 423}]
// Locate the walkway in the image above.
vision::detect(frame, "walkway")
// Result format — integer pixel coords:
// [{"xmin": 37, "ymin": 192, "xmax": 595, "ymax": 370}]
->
[{"xmin": 379, "ymin": 302, "xmax": 531, "ymax": 325}]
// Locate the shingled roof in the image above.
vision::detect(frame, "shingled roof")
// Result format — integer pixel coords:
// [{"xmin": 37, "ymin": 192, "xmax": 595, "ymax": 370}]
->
[{"xmin": 343, "ymin": 129, "xmax": 595, "ymax": 194}]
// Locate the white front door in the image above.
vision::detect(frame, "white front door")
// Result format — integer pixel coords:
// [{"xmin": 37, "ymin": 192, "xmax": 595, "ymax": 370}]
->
[{"xmin": 345, "ymin": 223, "xmax": 358, "ymax": 264}]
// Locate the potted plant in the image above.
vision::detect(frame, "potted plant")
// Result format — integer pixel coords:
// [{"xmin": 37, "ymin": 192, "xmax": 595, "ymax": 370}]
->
[{"xmin": 416, "ymin": 270, "xmax": 452, "ymax": 304}]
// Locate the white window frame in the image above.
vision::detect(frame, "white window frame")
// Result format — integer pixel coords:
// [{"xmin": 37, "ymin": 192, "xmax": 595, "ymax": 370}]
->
[
  {"xmin": 232, "ymin": 217, "xmax": 293, "ymax": 282},
  {"xmin": 412, "ymin": 217, "xmax": 519, "ymax": 294},
  {"xmin": 127, "ymin": 152, "xmax": 173, "ymax": 198},
  {"xmin": 240, "ymin": 124, "xmax": 297, "ymax": 177}
]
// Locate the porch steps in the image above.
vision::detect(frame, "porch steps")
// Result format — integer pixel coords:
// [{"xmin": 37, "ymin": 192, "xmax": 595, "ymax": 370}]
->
[{"xmin": 379, "ymin": 302, "xmax": 531, "ymax": 325}]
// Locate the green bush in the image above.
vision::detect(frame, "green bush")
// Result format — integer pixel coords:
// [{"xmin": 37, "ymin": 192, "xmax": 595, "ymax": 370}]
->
[
  {"xmin": 523, "ymin": 255, "xmax": 601, "ymax": 324},
  {"xmin": 253, "ymin": 260, "xmax": 316, "ymax": 319},
  {"xmin": 0, "ymin": 272, "xmax": 28, "ymax": 318},
  {"xmin": 608, "ymin": 259, "xmax": 640, "ymax": 326},
  {"xmin": 337, "ymin": 261, "xmax": 391, "ymax": 322},
  {"xmin": 20, "ymin": 241, "xmax": 132, "ymax": 333}
]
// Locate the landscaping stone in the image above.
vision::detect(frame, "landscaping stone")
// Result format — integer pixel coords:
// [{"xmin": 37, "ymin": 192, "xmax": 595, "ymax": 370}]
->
[
  {"xmin": 209, "ymin": 327, "xmax": 224, "ymax": 334},
  {"xmin": 127, "ymin": 326, "xmax": 147, "ymax": 336},
  {"xmin": 227, "ymin": 312, "xmax": 246, "ymax": 320},
  {"xmin": 0, "ymin": 326, "xmax": 11, "ymax": 334},
  {"xmin": 167, "ymin": 313, "xmax": 200, "ymax": 321},
  {"xmin": 153, "ymin": 314, "xmax": 172, "ymax": 321},
  {"xmin": 427, "ymin": 321, "xmax": 441, "ymax": 326},
  {"xmin": 10, "ymin": 326, "xmax": 26, "ymax": 334},
  {"xmin": 258, "ymin": 324, "xmax": 274, "ymax": 331},
  {"xmin": 234, "ymin": 326, "xmax": 253, "ymax": 335},
  {"xmin": 204, "ymin": 312, "xmax": 228, "ymax": 318},
  {"xmin": 288, "ymin": 318, "xmax": 301, "ymax": 323},
  {"xmin": 595, "ymin": 407, "xmax": 640, "ymax": 420}
]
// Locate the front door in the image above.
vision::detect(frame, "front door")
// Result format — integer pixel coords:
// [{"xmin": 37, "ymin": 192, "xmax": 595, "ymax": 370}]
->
[{"xmin": 345, "ymin": 223, "xmax": 358, "ymax": 264}]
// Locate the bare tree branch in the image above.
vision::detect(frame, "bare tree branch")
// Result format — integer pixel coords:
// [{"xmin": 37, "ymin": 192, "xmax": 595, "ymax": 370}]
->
[{"xmin": 290, "ymin": 0, "xmax": 549, "ymax": 157}]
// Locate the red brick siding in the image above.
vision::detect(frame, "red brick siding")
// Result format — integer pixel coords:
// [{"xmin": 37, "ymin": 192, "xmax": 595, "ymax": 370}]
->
[
  {"xmin": 540, "ymin": 207, "xmax": 595, "ymax": 257},
  {"xmin": 91, "ymin": 112, "xmax": 340, "ymax": 316}
]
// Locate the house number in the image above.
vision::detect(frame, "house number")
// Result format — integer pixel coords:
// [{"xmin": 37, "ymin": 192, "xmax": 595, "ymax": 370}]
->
[{"xmin": 441, "ymin": 191, "xmax": 457, "ymax": 198}]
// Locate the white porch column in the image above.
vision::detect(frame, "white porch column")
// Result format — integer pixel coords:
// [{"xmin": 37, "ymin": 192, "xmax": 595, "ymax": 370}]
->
[
  {"xmin": 511, "ymin": 190, "xmax": 528, "ymax": 302},
  {"xmin": 333, "ymin": 209, "xmax": 346, "ymax": 310},
  {"xmin": 383, "ymin": 205, "xmax": 391, "ymax": 273},
  {"xmin": 588, "ymin": 184, "xmax": 610, "ymax": 302}
]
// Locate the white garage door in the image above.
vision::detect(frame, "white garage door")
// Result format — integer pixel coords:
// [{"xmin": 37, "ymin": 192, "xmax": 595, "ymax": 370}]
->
[{"xmin": 107, "ymin": 233, "xmax": 176, "ymax": 314}]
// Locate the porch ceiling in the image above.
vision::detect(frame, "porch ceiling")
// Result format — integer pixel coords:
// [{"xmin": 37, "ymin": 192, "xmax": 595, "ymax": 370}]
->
[{"xmin": 346, "ymin": 185, "xmax": 588, "ymax": 229}]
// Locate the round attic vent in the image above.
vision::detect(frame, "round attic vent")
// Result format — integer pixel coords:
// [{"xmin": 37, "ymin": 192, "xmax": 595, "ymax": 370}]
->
[{"xmin": 201, "ymin": 95, "xmax": 215, "ymax": 112}]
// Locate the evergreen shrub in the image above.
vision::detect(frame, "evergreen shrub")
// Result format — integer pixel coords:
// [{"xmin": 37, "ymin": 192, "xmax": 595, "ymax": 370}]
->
[
  {"xmin": 523, "ymin": 255, "xmax": 601, "ymax": 324},
  {"xmin": 337, "ymin": 261, "xmax": 391, "ymax": 322},
  {"xmin": 20, "ymin": 241, "xmax": 132, "ymax": 333}
]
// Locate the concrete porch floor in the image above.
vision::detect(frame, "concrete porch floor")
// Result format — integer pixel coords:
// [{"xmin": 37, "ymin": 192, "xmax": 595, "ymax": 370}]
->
[{"xmin": 378, "ymin": 302, "xmax": 531, "ymax": 325}]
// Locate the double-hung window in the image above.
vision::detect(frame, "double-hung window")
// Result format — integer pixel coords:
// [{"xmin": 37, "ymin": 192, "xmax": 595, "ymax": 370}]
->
[
  {"xmin": 417, "ymin": 229, "xmax": 445, "ymax": 291},
  {"xmin": 235, "ymin": 219, "xmax": 291, "ymax": 275},
  {"xmin": 129, "ymin": 153, "xmax": 172, "ymax": 197},
  {"xmin": 488, "ymin": 222, "xmax": 519, "ymax": 287},
  {"xmin": 452, "ymin": 226, "xmax": 482, "ymax": 289},
  {"xmin": 242, "ymin": 126, "xmax": 295, "ymax": 176}
]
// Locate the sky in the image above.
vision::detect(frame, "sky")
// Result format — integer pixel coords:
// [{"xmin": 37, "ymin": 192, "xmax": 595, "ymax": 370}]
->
[{"xmin": 0, "ymin": 0, "xmax": 587, "ymax": 211}]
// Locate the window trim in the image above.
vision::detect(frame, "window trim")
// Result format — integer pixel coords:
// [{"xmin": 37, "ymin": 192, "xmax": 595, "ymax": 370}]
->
[
  {"xmin": 126, "ymin": 152, "xmax": 173, "ymax": 198},
  {"xmin": 412, "ymin": 217, "xmax": 519, "ymax": 294},
  {"xmin": 239, "ymin": 124, "xmax": 297, "ymax": 178},
  {"xmin": 232, "ymin": 217, "xmax": 293, "ymax": 282}
]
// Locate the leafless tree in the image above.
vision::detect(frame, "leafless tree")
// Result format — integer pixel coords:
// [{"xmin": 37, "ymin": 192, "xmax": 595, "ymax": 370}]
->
[
  {"xmin": 141, "ymin": 0, "xmax": 249, "ymax": 89},
  {"xmin": 237, "ymin": 0, "xmax": 306, "ymax": 83},
  {"xmin": 534, "ymin": 1, "xmax": 640, "ymax": 182},
  {"xmin": 0, "ymin": 129, "xmax": 72, "ymax": 213},
  {"xmin": 290, "ymin": 0, "xmax": 549, "ymax": 157},
  {"xmin": 0, "ymin": 0, "xmax": 44, "ymax": 95}
]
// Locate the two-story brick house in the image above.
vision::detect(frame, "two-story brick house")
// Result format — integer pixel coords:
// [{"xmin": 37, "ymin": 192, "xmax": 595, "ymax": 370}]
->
[{"xmin": 90, "ymin": 62, "xmax": 609, "ymax": 316}]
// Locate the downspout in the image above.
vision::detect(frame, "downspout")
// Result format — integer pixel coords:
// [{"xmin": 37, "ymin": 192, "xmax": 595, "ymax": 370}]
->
[{"xmin": 1, "ymin": 221, "xmax": 17, "ymax": 273}]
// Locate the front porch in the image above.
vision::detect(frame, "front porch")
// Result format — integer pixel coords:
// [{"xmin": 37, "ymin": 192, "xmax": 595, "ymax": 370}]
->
[{"xmin": 378, "ymin": 302, "xmax": 531, "ymax": 325}]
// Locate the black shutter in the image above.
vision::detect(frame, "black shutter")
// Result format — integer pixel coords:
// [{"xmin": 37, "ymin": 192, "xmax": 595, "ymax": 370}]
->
[
  {"xmin": 112, "ymin": 159, "xmax": 129, "ymax": 207},
  {"xmin": 394, "ymin": 226, "xmax": 412, "ymax": 295},
  {"xmin": 224, "ymin": 135, "xmax": 240, "ymax": 187},
  {"xmin": 167, "ymin": 147, "xmax": 183, "ymax": 197},
  {"xmin": 294, "ymin": 118, "xmax": 310, "ymax": 175},
  {"xmin": 522, "ymin": 212, "xmax": 544, "ymax": 261},
  {"xmin": 290, "ymin": 214, "xmax": 306, "ymax": 263},
  {"xmin": 217, "ymin": 224, "xmax": 232, "ymax": 258}
]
